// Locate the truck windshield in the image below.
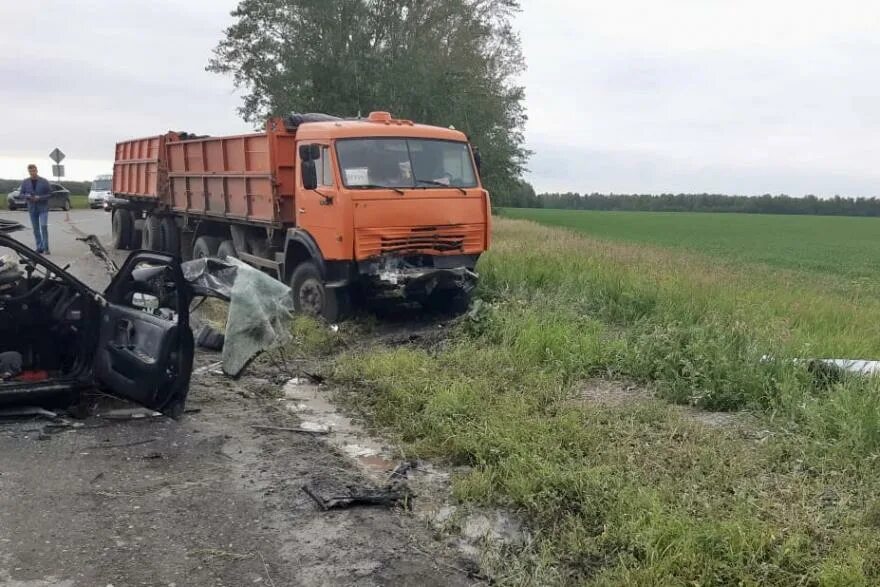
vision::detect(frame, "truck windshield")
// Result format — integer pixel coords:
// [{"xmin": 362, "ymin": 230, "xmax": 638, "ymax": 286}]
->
[
  {"xmin": 92, "ymin": 179, "xmax": 111, "ymax": 191},
  {"xmin": 336, "ymin": 138, "xmax": 478, "ymax": 190}
]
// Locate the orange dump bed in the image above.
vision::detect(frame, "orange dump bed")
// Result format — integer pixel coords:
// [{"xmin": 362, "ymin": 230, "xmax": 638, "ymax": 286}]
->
[{"xmin": 113, "ymin": 120, "xmax": 297, "ymax": 225}]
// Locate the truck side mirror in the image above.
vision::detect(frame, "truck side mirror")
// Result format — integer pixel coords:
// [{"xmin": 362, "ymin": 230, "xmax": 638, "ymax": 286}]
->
[
  {"xmin": 473, "ymin": 148, "xmax": 482, "ymax": 173},
  {"xmin": 302, "ymin": 160, "xmax": 318, "ymax": 190},
  {"xmin": 298, "ymin": 144, "xmax": 320, "ymax": 161}
]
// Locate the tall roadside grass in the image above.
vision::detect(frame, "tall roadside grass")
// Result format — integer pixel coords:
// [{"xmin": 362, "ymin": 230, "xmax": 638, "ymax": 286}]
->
[{"xmin": 330, "ymin": 218, "xmax": 880, "ymax": 584}]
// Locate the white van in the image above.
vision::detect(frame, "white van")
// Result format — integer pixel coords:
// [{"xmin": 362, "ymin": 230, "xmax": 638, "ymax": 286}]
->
[{"xmin": 87, "ymin": 174, "xmax": 113, "ymax": 209}]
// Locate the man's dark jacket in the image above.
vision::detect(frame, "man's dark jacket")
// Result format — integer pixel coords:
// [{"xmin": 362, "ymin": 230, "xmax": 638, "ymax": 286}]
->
[{"xmin": 19, "ymin": 176, "xmax": 52, "ymax": 210}]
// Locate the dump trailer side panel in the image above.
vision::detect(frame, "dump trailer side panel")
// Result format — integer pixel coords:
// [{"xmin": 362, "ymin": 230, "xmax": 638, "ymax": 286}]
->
[
  {"xmin": 113, "ymin": 135, "xmax": 169, "ymax": 200},
  {"xmin": 164, "ymin": 121, "xmax": 297, "ymax": 225}
]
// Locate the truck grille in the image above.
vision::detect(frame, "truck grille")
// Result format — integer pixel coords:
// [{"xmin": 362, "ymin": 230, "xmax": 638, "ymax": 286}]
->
[{"xmin": 355, "ymin": 224, "xmax": 485, "ymax": 259}]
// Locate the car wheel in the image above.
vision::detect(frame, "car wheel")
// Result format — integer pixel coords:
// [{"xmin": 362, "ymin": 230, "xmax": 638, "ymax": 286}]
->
[
  {"xmin": 7, "ymin": 202, "xmax": 15, "ymax": 211},
  {"xmin": 289, "ymin": 260, "xmax": 349, "ymax": 322},
  {"xmin": 159, "ymin": 217, "xmax": 180, "ymax": 255},
  {"xmin": 62, "ymin": 199, "xmax": 71, "ymax": 211},
  {"xmin": 192, "ymin": 235, "xmax": 222, "ymax": 259},
  {"xmin": 217, "ymin": 239, "xmax": 237, "ymax": 259},
  {"xmin": 111, "ymin": 209, "xmax": 134, "ymax": 250}
]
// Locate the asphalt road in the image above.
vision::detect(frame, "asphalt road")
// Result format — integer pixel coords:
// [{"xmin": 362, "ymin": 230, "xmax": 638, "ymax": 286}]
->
[
  {"xmin": 0, "ymin": 207, "xmax": 117, "ymax": 289},
  {"xmin": 0, "ymin": 209, "xmax": 474, "ymax": 586}
]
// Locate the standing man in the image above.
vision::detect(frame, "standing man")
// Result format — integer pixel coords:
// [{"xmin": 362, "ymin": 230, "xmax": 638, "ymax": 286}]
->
[{"xmin": 19, "ymin": 164, "xmax": 52, "ymax": 254}]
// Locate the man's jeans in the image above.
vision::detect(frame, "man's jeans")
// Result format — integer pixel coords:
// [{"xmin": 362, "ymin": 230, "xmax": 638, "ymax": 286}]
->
[{"xmin": 28, "ymin": 205, "xmax": 49, "ymax": 252}]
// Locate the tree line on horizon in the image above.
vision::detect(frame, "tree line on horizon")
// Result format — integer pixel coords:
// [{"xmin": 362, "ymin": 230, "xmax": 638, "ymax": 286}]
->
[{"xmin": 500, "ymin": 187, "xmax": 880, "ymax": 217}]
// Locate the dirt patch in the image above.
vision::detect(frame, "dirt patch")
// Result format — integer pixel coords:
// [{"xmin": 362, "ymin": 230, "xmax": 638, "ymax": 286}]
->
[{"xmin": 570, "ymin": 378, "xmax": 653, "ymax": 408}]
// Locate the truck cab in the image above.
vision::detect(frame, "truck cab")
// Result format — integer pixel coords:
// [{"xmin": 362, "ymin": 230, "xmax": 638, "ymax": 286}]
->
[{"xmin": 290, "ymin": 112, "xmax": 490, "ymax": 316}]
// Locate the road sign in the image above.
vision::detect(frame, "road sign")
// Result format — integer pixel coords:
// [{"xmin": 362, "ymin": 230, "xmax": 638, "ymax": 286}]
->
[
  {"xmin": 52, "ymin": 165, "xmax": 65, "ymax": 178},
  {"xmin": 49, "ymin": 148, "xmax": 65, "ymax": 164}
]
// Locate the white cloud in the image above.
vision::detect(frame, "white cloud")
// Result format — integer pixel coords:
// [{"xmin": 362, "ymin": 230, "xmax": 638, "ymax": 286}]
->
[{"xmin": 1, "ymin": 0, "xmax": 878, "ymax": 195}]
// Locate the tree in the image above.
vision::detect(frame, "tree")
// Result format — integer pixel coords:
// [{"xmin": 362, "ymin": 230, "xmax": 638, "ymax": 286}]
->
[{"xmin": 208, "ymin": 0, "xmax": 529, "ymax": 196}]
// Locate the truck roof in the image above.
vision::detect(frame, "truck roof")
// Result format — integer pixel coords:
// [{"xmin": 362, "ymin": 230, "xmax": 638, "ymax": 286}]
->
[{"xmin": 293, "ymin": 112, "xmax": 469, "ymax": 143}]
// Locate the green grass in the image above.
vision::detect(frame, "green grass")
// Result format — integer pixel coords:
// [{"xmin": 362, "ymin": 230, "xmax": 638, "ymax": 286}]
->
[
  {"xmin": 500, "ymin": 208, "xmax": 880, "ymax": 284},
  {"xmin": 290, "ymin": 217, "xmax": 880, "ymax": 585},
  {"xmin": 70, "ymin": 195, "xmax": 89, "ymax": 209}
]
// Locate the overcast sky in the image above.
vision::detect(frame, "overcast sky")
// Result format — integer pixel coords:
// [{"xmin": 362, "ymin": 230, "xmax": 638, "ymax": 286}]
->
[{"xmin": 1, "ymin": 0, "xmax": 878, "ymax": 197}]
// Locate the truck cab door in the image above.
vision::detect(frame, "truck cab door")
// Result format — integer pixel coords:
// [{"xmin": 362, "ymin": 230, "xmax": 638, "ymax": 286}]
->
[
  {"xmin": 296, "ymin": 143, "xmax": 347, "ymax": 259},
  {"xmin": 93, "ymin": 251, "xmax": 194, "ymax": 418}
]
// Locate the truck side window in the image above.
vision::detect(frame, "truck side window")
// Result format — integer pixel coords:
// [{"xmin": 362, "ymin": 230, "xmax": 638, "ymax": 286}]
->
[{"xmin": 315, "ymin": 146, "xmax": 334, "ymax": 187}]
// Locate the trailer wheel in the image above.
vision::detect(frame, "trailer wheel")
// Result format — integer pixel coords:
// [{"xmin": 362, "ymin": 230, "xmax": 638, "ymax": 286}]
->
[
  {"xmin": 143, "ymin": 215, "xmax": 162, "ymax": 251},
  {"xmin": 111, "ymin": 209, "xmax": 134, "ymax": 250},
  {"xmin": 159, "ymin": 217, "xmax": 180, "ymax": 255},
  {"xmin": 217, "ymin": 240, "xmax": 237, "ymax": 259},
  {"xmin": 192, "ymin": 235, "xmax": 222, "ymax": 259},
  {"xmin": 289, "ymin": 261, "xmax": 349, "ymax": 322}
]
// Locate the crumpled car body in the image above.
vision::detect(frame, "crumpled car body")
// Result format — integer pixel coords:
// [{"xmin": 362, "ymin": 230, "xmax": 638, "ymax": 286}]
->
[{"xmin": 0, "ymin": 233, "xmax": 194, "ymax": 417}]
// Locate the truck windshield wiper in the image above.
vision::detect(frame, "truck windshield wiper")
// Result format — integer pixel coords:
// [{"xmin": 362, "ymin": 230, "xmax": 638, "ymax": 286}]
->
[
  {"xmin": 415, "ymin": 179, "xmax": 466, "ymax": 195},
  {"xmin": 350, "ymin": 184, "xmax": 406, "ymax": 195}
]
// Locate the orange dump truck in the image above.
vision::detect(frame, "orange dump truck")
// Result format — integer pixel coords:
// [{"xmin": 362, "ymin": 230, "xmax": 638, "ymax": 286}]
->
[{"xmin": 109, "ymin": 112, "xmax": 491, "ymax": 320}]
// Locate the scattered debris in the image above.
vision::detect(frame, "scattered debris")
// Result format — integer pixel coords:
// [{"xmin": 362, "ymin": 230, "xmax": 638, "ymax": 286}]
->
[
  {"xmin": 193, "ymin": 361, "xmax": 223, "ymax": 375},
  {"xmin": 302, "ymin": 483, "xmax": 411, "ymax": 511},
  {"xmin": 0, "ymin": 219, "xmax": 25, "ymax": 233},
  {"xmin": 97, "ymin": 408, "xmax": 163, "ymax": 420},
  {"xmin": 0, "ymin": 406, "xmax": 62, "ymax": 421},
  {"xmin": 301, "ymin": 370, "xmax": 325, "ymax": 385},
  {"xmin": 76, "ymin": 234, "xmax": 119, "ymax": 275},
  {"xmin": 183, "ymin": 257, "xmax": 295, "ymax": 377},
  {"xmin": 195, "ymin": 325, "xmax": 225, "ymax": 351},
  {"xmin": 807, "ymin": 358, "xmax": 880, "ymax": 378},
  {"xmin": 252, "ymin": 425, "xmax": 330, "ymax": 435}
]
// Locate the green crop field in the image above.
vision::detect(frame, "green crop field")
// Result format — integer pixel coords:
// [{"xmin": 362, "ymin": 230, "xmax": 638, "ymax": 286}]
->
[
  {"xmin": 500, "ymin": 208, "xmax": 880, "ymax": 283},
  {"xmin": 280, "ymin": 216, "xmax": 880, "ymax": 585}
]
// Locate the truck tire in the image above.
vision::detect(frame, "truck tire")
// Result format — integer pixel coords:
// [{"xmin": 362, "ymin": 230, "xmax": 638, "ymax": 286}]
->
[
  {"xmin": 217, "ymin": 240, "xmax": 237, "ymax": 259},
  {"xmin": 143, "ymin": 215, "xmax": 162, "ymax": 251},
  {"xmin": 159, "ymin": 217, "xmax": 180, "ymax": 255},
  {"xmin": 423, "ymin": 288, "xmax": 472, "ymax": 316},
  {"xmin": 192, "ymin": 235, "xmax": 222, "ymax": 259},
  {"xmin": 111, "ymin": 209, "xmax": 134, "ymax": 250},
  {"xmin": 289, "ymin": 261, "xmax": 350, "ymax": 322}
]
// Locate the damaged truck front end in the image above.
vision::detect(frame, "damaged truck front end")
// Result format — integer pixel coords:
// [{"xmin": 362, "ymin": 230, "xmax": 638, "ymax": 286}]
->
[{"xmin": 358, "ymin": 254, "xmax": 479, "ymax": 311}]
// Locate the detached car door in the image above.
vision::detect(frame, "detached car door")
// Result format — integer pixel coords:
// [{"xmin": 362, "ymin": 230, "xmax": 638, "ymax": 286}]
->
[{"xmin": 94, "ymin": 251, "xmax": 194, "ymax": 417}]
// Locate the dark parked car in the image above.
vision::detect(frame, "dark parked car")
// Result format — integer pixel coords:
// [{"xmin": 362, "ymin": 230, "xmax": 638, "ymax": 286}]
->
[
  {"xmin": 0, "ymin": 230, "xmax": 194, "ymax": 417},
  {"xmin": 7, "ymin": 184, "xmax": 72, "ymax": 211}
]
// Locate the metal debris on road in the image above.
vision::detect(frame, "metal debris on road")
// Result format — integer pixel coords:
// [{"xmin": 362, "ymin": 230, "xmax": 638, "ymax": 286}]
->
[
  {"xmin": 76, "ymin": 234, "xmax": 119, "ymax": 275},
  {"xmin": 302, "ymin": 483, "xmax": 412, "ymax": 511}
]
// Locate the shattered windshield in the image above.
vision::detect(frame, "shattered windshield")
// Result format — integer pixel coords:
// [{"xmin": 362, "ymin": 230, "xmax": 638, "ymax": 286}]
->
[{"xmin": 335, "ymin": 138, "xmax": 478, "ymax": 189}]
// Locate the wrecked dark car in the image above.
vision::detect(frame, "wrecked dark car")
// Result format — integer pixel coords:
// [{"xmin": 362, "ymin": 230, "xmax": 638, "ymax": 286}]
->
[{"xmin": 0, "ymin": 231, "xmax": 194, "ymax": 417}]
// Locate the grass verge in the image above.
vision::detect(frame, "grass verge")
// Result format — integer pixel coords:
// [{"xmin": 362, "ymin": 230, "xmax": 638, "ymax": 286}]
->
[{"xmin": 297, "ymin": 218, "xmax": 880, "ymax": 584}]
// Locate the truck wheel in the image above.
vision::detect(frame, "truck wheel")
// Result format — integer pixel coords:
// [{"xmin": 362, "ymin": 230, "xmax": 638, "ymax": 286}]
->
[
  {"xmin": 192, "ymin": 235, "xmax": 222, "ymax": 259},
  {"xmin": 217, "ymin": 240, "xmax": 237, "ymax": 259},
  {"xmin": 143, "ymin": 215, "xmax": 162, "ymax": 251},
  {"xmin": 289, "ymin": 261, "xmax": 349, "ymax": 322},
  {"xmin": 159, "ymin": 217, "xmax": 180, "ymax": 255},
  {"xmin": 111, "ymin": 209, "xmax": 134, "ymax": 250},
  {"xmin": 423, "ymin": 289, "xmax": 472, "ymax": 316}
]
